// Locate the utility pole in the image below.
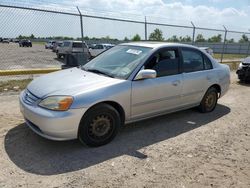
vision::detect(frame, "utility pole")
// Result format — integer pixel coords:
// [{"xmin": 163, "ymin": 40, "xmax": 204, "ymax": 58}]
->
[
  {"xmin": 191, "ymin": 21, "xmax": 195, "ymax": 45},
  {"xmin": 145, "ymin": 16, "xmax": 147, "ymax": 41},
  {"xmin": 76, "ymin": 6, "xmax": 85, "ymax": 53},
  {"xmin": 221, "ymin": 25, "xmax": 227, "ymax": 63}
]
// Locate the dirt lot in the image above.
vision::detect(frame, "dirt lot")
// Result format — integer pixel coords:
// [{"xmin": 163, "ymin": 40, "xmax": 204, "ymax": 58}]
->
[
  {"xmin": 0, "ymin": 43, "xmax": 62, "ymax": 70},
  {"xmin": 0, "ymin": 72, "xmax": 249, "ymax": 188}
]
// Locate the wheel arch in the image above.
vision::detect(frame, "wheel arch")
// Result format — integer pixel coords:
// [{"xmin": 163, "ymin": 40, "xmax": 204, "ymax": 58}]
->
[
  {"xmin": 81, "ymin": 101, "xmax": 126, "ymax": 125},
  {"xmin": 208, "ymin": 84, "xmax": 221, "ymax": 98}
]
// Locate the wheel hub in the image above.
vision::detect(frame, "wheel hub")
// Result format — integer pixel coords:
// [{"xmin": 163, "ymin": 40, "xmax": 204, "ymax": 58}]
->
[
  {"xmin": 205, "ymin": 93, "xmax": 216, "ymax": 108},
  {"xmin": 90, "ymin": 115, "xmax": 111, "ymax": 137}
]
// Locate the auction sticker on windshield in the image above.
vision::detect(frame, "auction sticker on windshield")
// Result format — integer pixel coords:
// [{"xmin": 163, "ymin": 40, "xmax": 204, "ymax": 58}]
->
[{"xmin": 126, "ymin": 49, "xmax": 142, "ymax": 55}]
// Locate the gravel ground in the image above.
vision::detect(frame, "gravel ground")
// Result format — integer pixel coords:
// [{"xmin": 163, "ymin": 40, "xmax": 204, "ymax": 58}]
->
[
  {"xmin": 0, "ymin": 43, "xmax": 62, "ymax": 70},
  {"xmin": 0, "ymin": 72, "xmax": 249, "ymax": 188}
]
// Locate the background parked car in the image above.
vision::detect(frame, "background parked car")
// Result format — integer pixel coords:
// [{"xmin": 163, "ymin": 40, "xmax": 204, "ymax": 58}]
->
[
  {"xmin": 199, "ymin": 47, "xmax": 214, "ymax": 56},
  {"xmin": 89, "ymin": 43, "xmax": 115, "ymax": 57},
  {"xmin": 52, "ymin": 41, "xmax": 63, "ymax": 53},
  {"xmin": 2, "ymin": 38, "xmax": 10, "ymax": 43},
  {"xmin": 13, "ymin": 39, "xmax": 19, "ymax": 43},
  {"xmin": 56, "ymin": 40, "xmax": 89, "ymax": 59},
  {"xmin": 19, "ymin": 39, "xmax": 32, "ymax": 47},
  {"xmin": 88, "ymin": 43, "xmax": 96, "ymax": 49},
  {"xmin": 236, "ymin": 56, "xmax": 250, "ymax": 82},
  {"xmin": 45, "ymin": 40, "xmax": 55, "ymax": 49}
]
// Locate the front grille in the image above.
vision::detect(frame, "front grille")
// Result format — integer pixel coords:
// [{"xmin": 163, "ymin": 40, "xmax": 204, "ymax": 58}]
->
[
  {"xmin": 242, "ymin": 66, "xmax": 250, "ymax": 71},
  {"xmin": 23, "ymin": 90, "xmax": 40, "ymax": 105}
]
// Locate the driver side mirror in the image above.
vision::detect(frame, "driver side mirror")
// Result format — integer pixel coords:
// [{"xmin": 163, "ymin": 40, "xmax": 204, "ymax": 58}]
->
[{"xmin": 134, "ymin": 69, "xmax": 157, "ymax": 80}]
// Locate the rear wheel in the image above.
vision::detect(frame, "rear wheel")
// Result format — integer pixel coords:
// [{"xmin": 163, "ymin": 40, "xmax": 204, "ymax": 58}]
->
[
  {"xmin": 199, "ymin": 87, "xmax": 218, "ymax": 113},
  {"xmin": 78, "ymin": 104, "xmax": 121, "ymax": 147}
]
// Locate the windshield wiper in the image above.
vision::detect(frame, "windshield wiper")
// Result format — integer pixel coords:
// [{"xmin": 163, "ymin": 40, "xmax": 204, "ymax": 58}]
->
[{"xmin": 85, "ymin": 68, "xmax": 114, "ymax": 78}]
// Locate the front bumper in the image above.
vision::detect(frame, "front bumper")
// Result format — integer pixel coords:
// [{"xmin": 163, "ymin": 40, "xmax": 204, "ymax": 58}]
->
[
  {"xmin": 19, "ymin": 91, "xmax": 87, "ymax": 141},
  {"xmin": 236, "ymin": 67, "xmax": 250, "ymax": 81}
]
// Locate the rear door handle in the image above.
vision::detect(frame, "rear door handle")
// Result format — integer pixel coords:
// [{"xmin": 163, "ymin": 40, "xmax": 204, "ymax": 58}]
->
[{"xmin": 172, "ymin": 80, "xmax": 180, "ymax": 86}]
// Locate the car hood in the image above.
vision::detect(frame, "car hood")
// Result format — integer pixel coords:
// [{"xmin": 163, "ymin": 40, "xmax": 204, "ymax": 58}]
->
[
  {"xmin": 242, "ymin": 57, "xmax": 250, "ymax": 64},
  {"xmin": 27, "ymin": 68, "xmax": 124, "ymax": 98}
]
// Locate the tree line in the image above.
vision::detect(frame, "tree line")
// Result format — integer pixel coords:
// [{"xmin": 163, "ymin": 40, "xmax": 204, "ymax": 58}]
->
[
  {"xmin": 131, "ymin": 29, "xmax": 249, "ymax": 43},
  {"xmin": 17, "ymin": 29, "xmax": 249, "ymax": 43}
]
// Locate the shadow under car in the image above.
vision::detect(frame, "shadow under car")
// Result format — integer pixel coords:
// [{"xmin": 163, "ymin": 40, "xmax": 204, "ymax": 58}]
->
[{"xmin": 4, "ymin": 104, "xmax": 230, "ymax": 175}]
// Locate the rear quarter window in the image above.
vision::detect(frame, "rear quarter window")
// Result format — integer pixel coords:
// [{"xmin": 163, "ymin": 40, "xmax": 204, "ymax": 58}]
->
[{"xmin": 203, "ymin": 54, "xmax": 213, "ymax": 70}]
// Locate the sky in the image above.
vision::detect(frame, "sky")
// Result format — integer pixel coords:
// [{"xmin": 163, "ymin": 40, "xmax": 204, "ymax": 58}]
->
[{"xmin": 0, "ymin": 0, "xmax": 250, "ymax": 40}]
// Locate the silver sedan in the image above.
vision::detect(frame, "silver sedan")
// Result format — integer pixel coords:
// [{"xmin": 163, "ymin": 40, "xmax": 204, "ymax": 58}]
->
[{"xmin": 19, "ymin": 42, "xmax": 230, "ymax": 147}]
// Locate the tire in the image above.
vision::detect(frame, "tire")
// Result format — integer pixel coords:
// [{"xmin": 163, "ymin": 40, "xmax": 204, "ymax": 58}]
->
[
  {"xmin": 78, "ymin": 104, "xmax": 121, "ymax": 147},
  {"xmin": 57, "ymin": 53, "xmax": 62, "ymax": 59},
  {"xmin": 198, "ymin": 87, "xmax": 218, "ymax": 113}
]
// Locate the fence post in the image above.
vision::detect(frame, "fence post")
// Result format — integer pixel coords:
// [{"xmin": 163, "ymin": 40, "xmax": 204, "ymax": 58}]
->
[
  {"xmin": 144, "ymin": 16, "xmax": 147, "ymax": 41},
  {"xmin": 220, "ymin": 25, "xmax": 227, "ymax": 63},
  {"xmin": 76, "ymin": 6, "xmax": 85, "ymax": 52},
  {"xmin": 246, "ymin": 37, "xmax": 250, "ymax": 56},
  {"xmin": 191, "ymin": 21, "xmax": 195, "ymax": 45}
]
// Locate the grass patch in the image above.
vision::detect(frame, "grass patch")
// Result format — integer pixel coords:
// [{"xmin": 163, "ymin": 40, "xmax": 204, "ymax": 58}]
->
[
  {"xmin": 221, "ymin": 61, "xmax": 240, "ymax": 70},
  {"xmin": 214, "ymin": 53, "xmax": 247, "ymax": 59},
  {"xmin": 0, "ymin": 79, "xmax": 32, "ymax": 92}
]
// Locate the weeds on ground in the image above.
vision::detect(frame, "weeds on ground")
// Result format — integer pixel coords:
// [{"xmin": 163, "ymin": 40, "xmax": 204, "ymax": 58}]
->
[{"xmin": 0, "ymin": 79, "xmax": 32, "ymax": 92}]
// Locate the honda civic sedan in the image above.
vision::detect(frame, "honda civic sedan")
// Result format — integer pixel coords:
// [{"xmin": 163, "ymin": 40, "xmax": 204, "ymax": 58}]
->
[{"xmin": 19, "ymin": 42, "xmax": 230, "ymax": 147}]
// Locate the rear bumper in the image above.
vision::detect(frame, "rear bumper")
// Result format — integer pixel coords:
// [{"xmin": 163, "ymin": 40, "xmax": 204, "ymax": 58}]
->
[{"xmin": 19, "ymin": 91, "xmax": 87, "ymax": 141}]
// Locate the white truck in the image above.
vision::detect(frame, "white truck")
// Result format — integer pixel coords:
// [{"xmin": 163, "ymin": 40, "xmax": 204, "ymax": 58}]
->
[{"xmin": 57, "ymin": 41, "xmax": 89, "ymax": 59}]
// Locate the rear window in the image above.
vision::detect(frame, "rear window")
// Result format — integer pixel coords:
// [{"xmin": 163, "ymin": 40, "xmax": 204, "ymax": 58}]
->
[
  {"xmin": 73, "ymin": 42, "xmax": 87, "ymax": 48},
  {"xmin": 95, "ymin": 45, "xmax": 104, "ymax": 49},
  {"xmin": 63, "ymin": 42, "xmax": 70, "ymax": 47}
]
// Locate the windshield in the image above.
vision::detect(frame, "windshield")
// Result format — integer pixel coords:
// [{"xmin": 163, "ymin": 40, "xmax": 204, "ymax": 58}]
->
[{"xmin": 83, "ymin": 45, "xmax": 152, "ymax": 79}]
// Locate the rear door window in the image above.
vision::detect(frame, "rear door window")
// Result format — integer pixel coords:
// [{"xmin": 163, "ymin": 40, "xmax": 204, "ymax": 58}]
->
[{"xmin": 181, "ymin": 49, "xmax": 204, "ymax": 73}]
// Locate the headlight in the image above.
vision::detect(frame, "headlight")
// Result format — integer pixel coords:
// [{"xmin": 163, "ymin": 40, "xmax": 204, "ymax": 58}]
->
[
  {"xmin": 238, "ymin": 63, "xmax": 243, "ymax": 69},
  {"xmin": 39, "ymin": 96, "xmax": 73, "ymax": 111}
]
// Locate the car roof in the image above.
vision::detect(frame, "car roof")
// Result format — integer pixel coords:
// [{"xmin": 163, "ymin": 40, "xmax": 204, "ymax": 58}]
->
[
  {"xmin": 99, "ymin": 43, "xmax": 114, "ymax": 46},
  {"xmin": 120, "ymin": 42, "xmax": 199, "ymax": 50},
  {"xmin": 199, "ymin": 47, "xmax": 211, "ymax": 50}
]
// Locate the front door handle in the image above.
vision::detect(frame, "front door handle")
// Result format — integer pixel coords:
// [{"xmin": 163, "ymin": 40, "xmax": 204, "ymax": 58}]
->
[{"xmin": 172, "ymin": 80, "xmax": 180, "ymax": 86}]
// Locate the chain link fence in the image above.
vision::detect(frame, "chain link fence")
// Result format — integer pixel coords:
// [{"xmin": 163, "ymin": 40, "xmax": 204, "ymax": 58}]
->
[{"xmin": 0, "ymin": 3, "xmax": 250, "ymax": 81}]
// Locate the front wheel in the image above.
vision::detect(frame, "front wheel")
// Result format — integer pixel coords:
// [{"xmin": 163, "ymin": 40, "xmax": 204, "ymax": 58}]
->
[
  {"xmin": 78, "ymin": 104, "xmax": 121, "ymax": 147},
  {"xmin": 198, "ymin": 87, "xmax": 218, "ymax": 113}
]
